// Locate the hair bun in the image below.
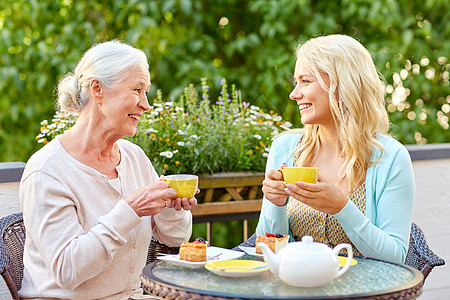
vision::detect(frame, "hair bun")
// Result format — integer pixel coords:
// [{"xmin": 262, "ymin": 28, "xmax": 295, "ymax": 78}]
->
[{"xmin": 56, "ymin": 73, "xmax": 81, "ymax": 113}]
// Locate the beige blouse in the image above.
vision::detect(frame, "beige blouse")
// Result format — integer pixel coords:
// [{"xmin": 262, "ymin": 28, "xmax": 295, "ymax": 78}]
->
[{"xmin": 19, "ymin": 137, "xmax": 192, "ymax": 299}]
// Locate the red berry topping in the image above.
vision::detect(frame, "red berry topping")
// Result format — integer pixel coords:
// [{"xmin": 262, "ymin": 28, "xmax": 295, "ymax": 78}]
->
[
  {"xmin": 265, "ymin": 233, "xmax": 284, "ymax": 238},
  {"xmin": 193, "ymin": 238, "xmax": 206, "ymax": 244}
]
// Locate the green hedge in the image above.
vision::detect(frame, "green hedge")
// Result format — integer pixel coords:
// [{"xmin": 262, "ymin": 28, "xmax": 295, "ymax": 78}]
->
[{"xmin": 1, "ymin": 0, "xmax": 449, "ymax": 163}]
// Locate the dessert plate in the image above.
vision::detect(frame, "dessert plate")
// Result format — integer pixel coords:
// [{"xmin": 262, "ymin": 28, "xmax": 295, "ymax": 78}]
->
[
  {"xmin": 205, "ymin": 259, "xmax": 268, "ymax": 277},
  {"xmin": 157, "ymin": 246, "xmax": 245, "ymax": 269},
  {"xmin": 238, "ymin": 246, "xmax": 263, "ymax": 257},
  {"xmin": 239, "ymin": 247, "xmax": 357, "ymax": 267}
]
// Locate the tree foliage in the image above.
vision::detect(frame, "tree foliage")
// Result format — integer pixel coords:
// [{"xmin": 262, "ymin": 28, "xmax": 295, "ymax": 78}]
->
[{"xmin": 1, "ymin": 0, "xmax": 449, "ymax": 162}]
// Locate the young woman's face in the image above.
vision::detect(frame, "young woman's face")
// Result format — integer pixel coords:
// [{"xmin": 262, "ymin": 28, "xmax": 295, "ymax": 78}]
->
[
  {"xmin": 101, "ymin": 65, "xmax": 151, "ymax": 137},
  {"xmin": 289, "ymin": 60, "xmax": 334, "ymax": 127}
]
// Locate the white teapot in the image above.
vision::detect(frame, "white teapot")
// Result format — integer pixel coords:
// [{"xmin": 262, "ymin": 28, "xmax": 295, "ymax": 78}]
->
[{"xmin": 257, "ymin": 236, "xmax": 353, "ymax": 287}]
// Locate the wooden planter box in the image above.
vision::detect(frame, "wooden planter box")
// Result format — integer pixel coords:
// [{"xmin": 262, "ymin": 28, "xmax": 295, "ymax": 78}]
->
[{"xmin": 190, "ymin": 171, "xmax": 265, "ymax": 242}]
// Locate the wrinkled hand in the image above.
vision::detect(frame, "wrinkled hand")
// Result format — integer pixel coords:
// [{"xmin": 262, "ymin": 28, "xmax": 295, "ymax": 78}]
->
[
  {"xmin": 125, "ymin": 178, "xmax": 177, "ymax": 217},
  {"xmin": 166, "ymin": 188, "xmax": 199, "ymax": 211},
  {"xmin": 262, "ymin": 163, "xmax": 290, "ymax": 206},
  {"xmin": 284, "ymin": 181, "xmax": 348, "ymax": 215}
]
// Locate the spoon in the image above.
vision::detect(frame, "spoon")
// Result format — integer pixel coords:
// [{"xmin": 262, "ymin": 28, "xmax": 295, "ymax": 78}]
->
[
  {"xmin": 217, "ymin": 265, "xmax": 267, "ymax": 272},
  {"xmin": 207, "ymin": 253, "xmax": 223, "ymax": 260}
]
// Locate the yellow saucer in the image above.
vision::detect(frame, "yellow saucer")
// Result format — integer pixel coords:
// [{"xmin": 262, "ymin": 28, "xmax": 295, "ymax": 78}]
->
[
  {"xmin": 205, "ymin": 259, "xmax": 268, "ymax": 277},
  {"xmin": 339, "ymin": 256, "xmax": 358, "ymax": 267}
]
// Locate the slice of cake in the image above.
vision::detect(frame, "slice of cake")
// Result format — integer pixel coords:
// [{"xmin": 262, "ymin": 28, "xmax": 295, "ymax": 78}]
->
[
  {"xmin": 255, "ymin": 233, "xmax": 289, "ymax": 254},
  {"xmin": 179, "ymin": 238, "xmax": 207, "ymax": 262}
]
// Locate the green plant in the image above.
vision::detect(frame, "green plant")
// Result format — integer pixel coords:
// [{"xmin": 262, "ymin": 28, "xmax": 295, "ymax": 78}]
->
[
  {"xmin": 36, "ymin": 78, "xmax": 291, "ymax": 175},
  {"xmin": 2, "ymin": 0, "xmax": 449, "ymax": 163}
]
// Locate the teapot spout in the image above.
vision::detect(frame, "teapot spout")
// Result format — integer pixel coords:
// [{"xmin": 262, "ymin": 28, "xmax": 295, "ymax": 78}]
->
[{"xmin": 257, "ymin": 242, "xmax": 280, "ymax": 275}]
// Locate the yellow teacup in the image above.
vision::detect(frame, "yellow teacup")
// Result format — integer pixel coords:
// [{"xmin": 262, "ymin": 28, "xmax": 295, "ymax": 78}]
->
[
  {"xmin": 164, "ymin": 174, "xmax": 199, "ymax": 199},
  {"xmin": 277, "ymin": 167, "xmax": 319, "ymax": 184}
]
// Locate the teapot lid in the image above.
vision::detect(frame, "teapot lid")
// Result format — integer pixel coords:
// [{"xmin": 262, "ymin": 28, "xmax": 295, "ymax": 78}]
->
[
  {"xmin": 302, "ymin": 236, "xmax": 314, "ymax": 244},
  {"xmin": 299, "ymin": 236, "xmax": 331, "ymax": 251}
]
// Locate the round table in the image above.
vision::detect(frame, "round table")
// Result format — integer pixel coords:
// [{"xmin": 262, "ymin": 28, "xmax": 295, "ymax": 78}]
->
[{"xmin": 140, "ymin": 255, "xmax": 423, "ymax": 299}]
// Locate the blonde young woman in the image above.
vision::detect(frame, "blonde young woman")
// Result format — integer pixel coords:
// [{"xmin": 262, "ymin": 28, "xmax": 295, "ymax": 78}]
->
[{"xmin": 256, "ymin": 34, "xmax": 414, "ymax": 264}]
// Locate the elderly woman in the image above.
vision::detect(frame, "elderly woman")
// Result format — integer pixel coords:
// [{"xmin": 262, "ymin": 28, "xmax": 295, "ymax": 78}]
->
[
  {"xmin": 256, "ymin": 34, "xmax": 414, "ymax": 264},
  {"xmin": 19, "ymin": 41, "xmax": 196, "ymax": 299}
]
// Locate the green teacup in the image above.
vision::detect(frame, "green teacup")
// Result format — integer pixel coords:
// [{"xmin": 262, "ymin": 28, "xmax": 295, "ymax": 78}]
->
[
  {"xmin": 277, "ymin": 167, "xmax": 319, "ymax": 184},
  {"xmin": 164, "ymin": 174, "xmax": 198, "ymax": 198}
]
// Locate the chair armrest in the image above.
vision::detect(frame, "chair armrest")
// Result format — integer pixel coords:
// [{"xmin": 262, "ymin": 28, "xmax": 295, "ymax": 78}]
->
[
  {"xmin": 231, "ymin": 233, "xmax": 257, "ymax": 251},
  {"xmin": 147, "ymin": 237, "xmax": 180, "ymax": 264},
  {"xmin": 411, "ymin": 223, "xmax": 445, "ymax": 268},
  {"xmin": 0, "ymin": 241, "xmax": 11, "ymax": 275}
]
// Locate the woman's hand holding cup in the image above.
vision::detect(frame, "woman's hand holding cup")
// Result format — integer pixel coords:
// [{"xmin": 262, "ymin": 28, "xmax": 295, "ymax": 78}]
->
[
  {"xmin": 125, "ymin": 179, "xmax": 178, "ymax": 217},
  {"xmin": 262, "ymin": 164, "xmax": 320, "ymax": 207},
  {"xmin": 161, "ymin": 174, "xmax": 199, "ymax": 211},
  {"xmin": 262, "ymin": 163, "xmax": 293, "ymax": 206}
]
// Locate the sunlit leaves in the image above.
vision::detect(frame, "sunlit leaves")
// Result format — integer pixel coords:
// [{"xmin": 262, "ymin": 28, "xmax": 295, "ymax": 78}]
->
[{"xmin": 0, "ymin": 0, "xmax": 449, "ymax": 162}]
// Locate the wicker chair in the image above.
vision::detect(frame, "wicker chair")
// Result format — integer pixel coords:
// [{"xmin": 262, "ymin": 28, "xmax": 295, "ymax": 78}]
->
[
  {"xmin": 233, "ymin": 222, "xmax": 445, "ymax": 282},
  {"xmin": 0, "ymin": 212, "xmax": 25, "ymax": 300},
  {"xmin": 146, "ymin": 237, "xmax": 180, "ymax": 264},
  {"xmin": 405, "ymin": 222, "xmax": 446, "ymax": 280},
  {"xmin": 0, "ymin": 212, "xmax": 179, "ymax": 299}
]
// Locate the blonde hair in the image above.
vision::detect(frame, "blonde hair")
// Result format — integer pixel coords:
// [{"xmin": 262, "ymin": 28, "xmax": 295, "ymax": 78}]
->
[
  {"xmin": 293, "ymin": 34, "xmax": 389, "ymax": 191},
  {"xmin": 56, "ymin": 40, "xmax": 149, "ymax": 113}
]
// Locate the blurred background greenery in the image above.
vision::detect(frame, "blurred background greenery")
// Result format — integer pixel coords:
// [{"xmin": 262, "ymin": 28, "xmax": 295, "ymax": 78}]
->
[
  {"xmin": 1, "ymin": 0, "xmax": 449, "ymax": 247},
  {"xmin": 1, "ymin": 0, "xmax": 449, "ymax": 163}
]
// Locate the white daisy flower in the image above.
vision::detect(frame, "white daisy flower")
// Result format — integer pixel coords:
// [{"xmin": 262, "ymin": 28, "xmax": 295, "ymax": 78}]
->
[{"xmin": 273, "ymin": 115, "xmax": 282, "ymax": 122}]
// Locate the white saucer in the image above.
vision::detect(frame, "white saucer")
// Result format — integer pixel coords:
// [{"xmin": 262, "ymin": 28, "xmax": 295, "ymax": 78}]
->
[
  {"xmin": 238, "ymin": 246, "xmax": 263, "ymax": 257},
  {"xmin": 157, "ymin": 246, "xmax": 245, "ymax": 268}
]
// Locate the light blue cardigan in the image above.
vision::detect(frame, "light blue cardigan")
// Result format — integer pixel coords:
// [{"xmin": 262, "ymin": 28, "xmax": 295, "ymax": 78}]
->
[{"xmin": 256, "ymin": 131, "xmax": 415, "ymax": 263}]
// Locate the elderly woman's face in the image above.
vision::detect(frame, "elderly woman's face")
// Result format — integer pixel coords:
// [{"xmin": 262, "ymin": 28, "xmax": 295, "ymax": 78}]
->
[
  {"xmin": 101, "ymin": 65, "xmax": 151, "ymax": 137},
  {"xmin": 289, "ymin": 60, "xmax": 333, "ymax": 127}
]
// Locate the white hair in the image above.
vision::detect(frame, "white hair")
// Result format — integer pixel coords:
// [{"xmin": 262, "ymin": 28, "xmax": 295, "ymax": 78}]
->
[{"xmin": 56, "ymin": 40, "xmax": 149, "ymax": 113}]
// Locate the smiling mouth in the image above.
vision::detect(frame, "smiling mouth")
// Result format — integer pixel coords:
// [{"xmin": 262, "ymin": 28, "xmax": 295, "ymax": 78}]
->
[
  {"xmin": 299, "ymin": 104, "xmax": 312, "ymax": 111},
  {"xmin": 129, "ymin": 114, "xmax": 141, "ymax": 121}
]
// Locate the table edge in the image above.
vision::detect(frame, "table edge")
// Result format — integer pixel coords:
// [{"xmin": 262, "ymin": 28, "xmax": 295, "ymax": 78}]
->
[{"xmin": 141, "ymin": 257, "xmax": 424, "ymax": 300}]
